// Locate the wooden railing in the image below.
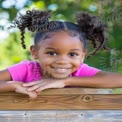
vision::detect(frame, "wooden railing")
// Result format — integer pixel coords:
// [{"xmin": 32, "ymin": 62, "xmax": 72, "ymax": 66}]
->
[{"xmin": 0, "ymin": 88, "xmax": 122, "ymax": 110}]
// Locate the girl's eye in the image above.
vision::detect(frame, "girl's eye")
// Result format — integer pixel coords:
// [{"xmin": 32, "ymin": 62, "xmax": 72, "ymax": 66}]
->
[
  {"xmin": 69, "ymin": 52, "xmax": 78, "ymax": 57},
  {"xmin": 47, "ymin": 52, "xmax": 57, "ymax": 56}
]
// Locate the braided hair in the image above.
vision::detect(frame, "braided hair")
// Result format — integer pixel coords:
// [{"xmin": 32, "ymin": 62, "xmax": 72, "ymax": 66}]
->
[{"xmin": 9, "ymin": 9, "xmax": 109, "ymax": 58}]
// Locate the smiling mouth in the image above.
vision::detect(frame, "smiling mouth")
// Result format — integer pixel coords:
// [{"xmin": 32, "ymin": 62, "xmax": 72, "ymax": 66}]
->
[{"xmin": 52, "ymin": 67, "xmax": 71, "ymax": 74}]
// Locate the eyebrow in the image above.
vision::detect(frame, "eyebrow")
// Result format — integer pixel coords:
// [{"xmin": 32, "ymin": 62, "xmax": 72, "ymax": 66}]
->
[
  {"xmin": 70, "ymin": 49, "xmax": 81, "ymax": 51},
  {"xmin": 45, "ymin": 47, "xmax": 81, "ymax": 51},
  {"xmin": 45, "ymin": 47, "xmax": 56, "ymax": 50}
]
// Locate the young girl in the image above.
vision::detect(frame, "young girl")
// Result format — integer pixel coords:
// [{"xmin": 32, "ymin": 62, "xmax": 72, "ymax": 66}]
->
[{"xmin": 0, "ymin": 9, "xmax": 122, "ymax": 99}]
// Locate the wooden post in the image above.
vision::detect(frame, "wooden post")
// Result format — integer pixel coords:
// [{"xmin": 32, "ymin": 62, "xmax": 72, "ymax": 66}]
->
[{"xmin": 0, "ymin": 88, "xmax": 122, "ymax": 110}]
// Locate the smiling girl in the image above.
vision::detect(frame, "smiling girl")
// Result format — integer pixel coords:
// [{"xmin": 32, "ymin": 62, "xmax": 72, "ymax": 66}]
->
[{"xmin": 0, "ymin": 9, "xmax": 122, "ymax": 99}]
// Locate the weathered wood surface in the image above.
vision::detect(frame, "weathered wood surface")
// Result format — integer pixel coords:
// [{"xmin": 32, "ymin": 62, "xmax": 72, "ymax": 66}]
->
[
  {"xmin": 0, "ymin": 88, "xmax": 122, "ymax": 110},
  {"xmin": 0, "ymin": 110, "xmax": 122, "ymax": 122}
]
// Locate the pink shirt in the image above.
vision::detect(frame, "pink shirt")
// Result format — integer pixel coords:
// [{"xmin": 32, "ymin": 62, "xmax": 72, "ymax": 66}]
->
[{"xmin": 8, "ymin": 60, "xmax": 100, "ymax": 83}]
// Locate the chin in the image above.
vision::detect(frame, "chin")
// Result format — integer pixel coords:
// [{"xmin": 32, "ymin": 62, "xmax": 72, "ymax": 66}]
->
[{"xmin": 51, "ymin": 74, "xmax": 69, "ymax": 79}]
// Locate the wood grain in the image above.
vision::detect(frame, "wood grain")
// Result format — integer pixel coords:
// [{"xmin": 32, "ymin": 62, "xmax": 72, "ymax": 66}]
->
[
  {"xmin": 0, "ymin": 88, "xmax": 122, "ymax": 110},
  {"xmin": 1, "ymin": 110, "xmax": 122, "ymax": 122}
]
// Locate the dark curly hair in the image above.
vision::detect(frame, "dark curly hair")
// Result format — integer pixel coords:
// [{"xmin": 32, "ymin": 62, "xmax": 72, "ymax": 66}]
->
[{"xmin": 9, "ymin": 9, "xmax": 109, "ymax": 58}]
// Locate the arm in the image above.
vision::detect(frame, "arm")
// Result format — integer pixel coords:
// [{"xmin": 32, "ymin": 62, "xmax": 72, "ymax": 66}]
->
[
  {"xmin": 0, "ymin": 69, "xmax": 14, "ymax": 92},
  {"xmin": 0, "ymin": 69, "xmax": 37, "ymax": 99},
  {"xmin": 65, "ymin": 71, "xmax": 122, "ymax": 88},
  {"xmin": 23, "ymin": 71, "xmax": 122, "ymax": 93}
]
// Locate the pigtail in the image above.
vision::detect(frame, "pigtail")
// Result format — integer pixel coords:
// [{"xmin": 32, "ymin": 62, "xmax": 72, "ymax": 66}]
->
[
  {"xmin": 9, "ymin": 9, "xmax": 51, "ymax": 49},
  {"xmin": 76, "ymin": 12, "xmax": 109, "ymax": 58}
]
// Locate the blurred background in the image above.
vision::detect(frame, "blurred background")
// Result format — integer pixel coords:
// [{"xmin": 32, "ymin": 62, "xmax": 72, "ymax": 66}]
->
[{"xmin": 0, "ymin": 0, "xmax": 122, "ymax": 73}]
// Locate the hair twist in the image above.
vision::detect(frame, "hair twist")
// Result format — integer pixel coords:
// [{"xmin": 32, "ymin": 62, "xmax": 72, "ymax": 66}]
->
[
  {"xmin": 76, "ymin": 12, "xmax": 109, "ymax": 58},
  {"xmin": 9, "ymin": 9, "xmax": 51, "ymax": 48}
]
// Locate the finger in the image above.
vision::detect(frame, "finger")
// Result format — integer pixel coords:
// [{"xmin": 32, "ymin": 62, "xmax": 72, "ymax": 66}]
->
[
  {"xmin": 15, "ymin": 88, "xmax": 31, "ymax": 97},
  {"xmin": 27, "ymin": 82, "xmax": 45, "ymax": 91},
  {"xmin": 27, "ymin": 84, "xmax": 41, "ymax": 91},
  {"xmin": 36, "ymin": 81, "xmax": 65, "ymax": 92},
  {"xmin": 37, "ymin": 92, "xmax": 40, "ymax": 95},
  {"xmin": 23, "ymin": 81, "xmax": 40, "ymax": 87},
  {"xmin": 28, "ymin": 92, "xmax": 38, "ymax": 99},
  {"xmin": 27, "ymin": 81, "xmax": 49, "ymax": 91},
  {"xmin": 36, "ymin": 82, "xmax": 58, "ymax": 92},
  {"xmin": 16, "ymin": 88, "xmax": 38, "ymax": 99},
  {"xmin": 36, "ymin": 84, "xmax": 49, "ymax": 92}
]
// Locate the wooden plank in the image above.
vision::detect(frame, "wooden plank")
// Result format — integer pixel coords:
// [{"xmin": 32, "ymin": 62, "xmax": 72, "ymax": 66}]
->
[
  {"xmin": 0, "ymin": 94, "xmax": 122, "ymax": 110},
  {"xmin": 0, "ymin": 110, "xmax": 122, "ymax": 122},
  {"xmin": 0, "ymin": 88, "xmax": 122, "ymax": 110},
  {"xmin": 0, "ymin": 88, "xmax": 116, "ymax": 95}
]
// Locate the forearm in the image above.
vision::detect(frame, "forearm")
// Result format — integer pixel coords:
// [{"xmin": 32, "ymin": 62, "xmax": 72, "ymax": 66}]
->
[
  {"xmin": 65, "ymin": 72, "xmax": 122, "ymax": 88},
  {"xmin": 0, "ymin": 81, "xmax": 16, "ymax": 92}
]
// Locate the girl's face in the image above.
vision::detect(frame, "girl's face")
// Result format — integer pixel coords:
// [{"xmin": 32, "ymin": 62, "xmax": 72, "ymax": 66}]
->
[{"xmin": 30, "ymin": 31, "xmax": 86, "ymax": 79}]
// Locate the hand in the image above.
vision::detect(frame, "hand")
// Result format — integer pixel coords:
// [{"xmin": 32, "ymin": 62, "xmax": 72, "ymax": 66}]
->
[
  {"xmin": 23, "ymin": 79, "xmax": 65, "ymax": 93},
  {"xmin": 8, "ymin": 81, "xmax": 38, "ymax": 99}
]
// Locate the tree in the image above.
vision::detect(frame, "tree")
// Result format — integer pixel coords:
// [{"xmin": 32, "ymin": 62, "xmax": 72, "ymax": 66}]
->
[{"xmin": 0, "ymin": 0, "xmax": 122, "ymax": 73}]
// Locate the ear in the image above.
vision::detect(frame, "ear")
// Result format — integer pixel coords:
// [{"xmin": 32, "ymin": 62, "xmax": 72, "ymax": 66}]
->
[
  {"xmin": 30, "ymin": 45, "xmax": 38, "ymax": 59},
  {"xmin": 81, "ymin": 50, "xmax": 87, "ymax": 63}
]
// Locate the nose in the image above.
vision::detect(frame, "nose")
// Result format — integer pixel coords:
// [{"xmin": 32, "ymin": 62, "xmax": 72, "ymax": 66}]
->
[{"xmin": 55, "ymin": 55, "xmax": 69, "ymax": 64}]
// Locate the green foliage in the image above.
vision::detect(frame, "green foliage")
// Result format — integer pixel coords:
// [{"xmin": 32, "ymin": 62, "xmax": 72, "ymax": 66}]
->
[
  {"xmin": 0, "ymin": 0, "xmax": 122, "ymax": 73},
  {"xmin": 0, "ymin": 32, "xmax": 32, "ymax": 69}
]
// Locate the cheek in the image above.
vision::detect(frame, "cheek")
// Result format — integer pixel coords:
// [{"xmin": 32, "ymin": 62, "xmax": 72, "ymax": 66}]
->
[
  {"xmin": 75, "ymin": 56, "xmax": 83, "ymax": 64},
  {"xmin": 72, "ymin": 59, "xmax": 82, "ymax": 71},
  {"xmin": 39, "ymin": 61, "xmax": 50, "ymax": 75},
  {"xmin": 75, "ymin": 61, "xmax": 82, "ymax": 67},
  {"xmin": 39, "ymin": 57, "xmax": 53, "ymax": 68}
]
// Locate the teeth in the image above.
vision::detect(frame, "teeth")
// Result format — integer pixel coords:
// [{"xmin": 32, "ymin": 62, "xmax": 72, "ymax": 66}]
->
[
  {"xmin": 56, "ymin": 68, "xmax": 66, "ymax": 69},
  {"xmin": 55, "ymin": 68, "xmax": 69, "ymax": 73}
]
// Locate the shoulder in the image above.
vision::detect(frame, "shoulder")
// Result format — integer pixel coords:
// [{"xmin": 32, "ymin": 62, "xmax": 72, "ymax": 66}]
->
[
  {"xmin": 21, "ymin": 60, "xmax": 40, "ymax": 69},
  {"xmin": 8, "ymin": 60, "xmax": 39, "ymax": 71},
  {"xmin": 7, "ymin": 60, "xmax": 41, "ymax": 82},
  {"xmin": 72, "ymin": 63, "xmax": 101, "ymax": 77}
]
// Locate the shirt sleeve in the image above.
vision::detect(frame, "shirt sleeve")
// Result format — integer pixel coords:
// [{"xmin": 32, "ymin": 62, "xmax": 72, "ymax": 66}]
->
[
  {"xmin": 72, "ymin": 63, "xmax": 101, "ymax": 77},
  {"xmin": 7, "ymin": 60, "xmax": 29, "ymax": 82}
]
